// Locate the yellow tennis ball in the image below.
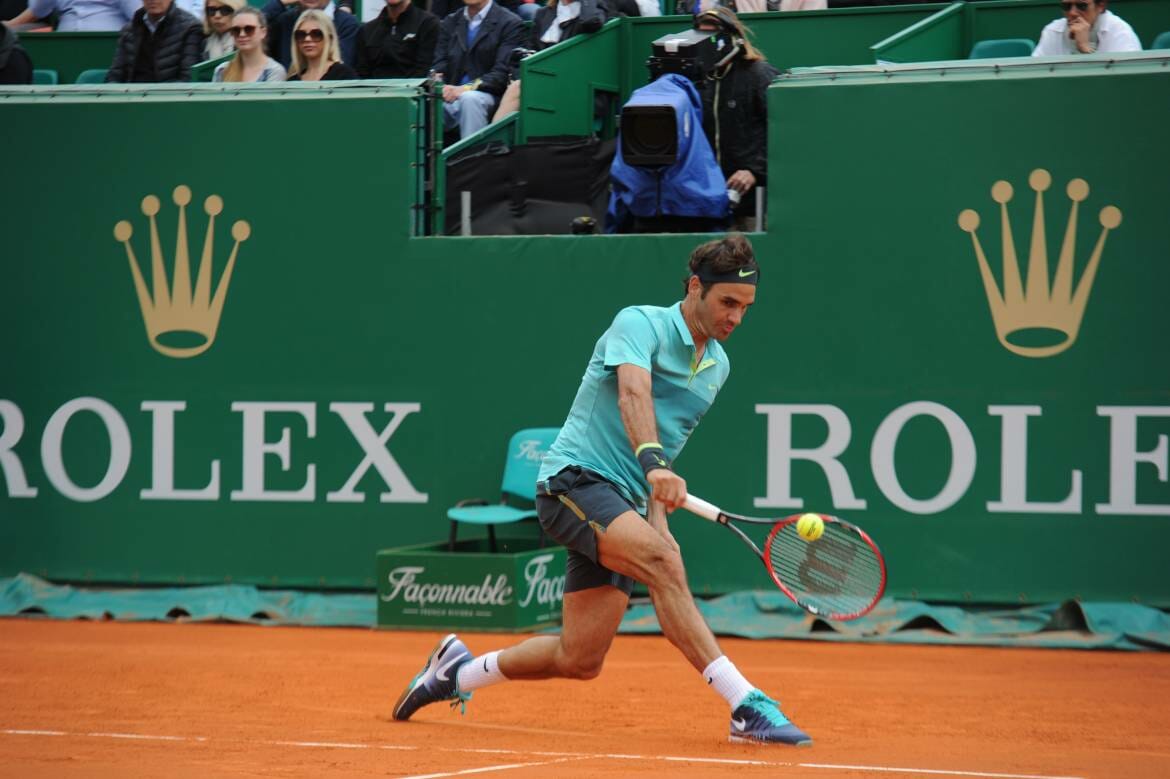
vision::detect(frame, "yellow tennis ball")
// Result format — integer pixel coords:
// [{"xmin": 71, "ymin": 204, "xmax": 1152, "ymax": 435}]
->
[{"xmin": 796, "ymin": 513, "xmax": 824, "ymax": 542}]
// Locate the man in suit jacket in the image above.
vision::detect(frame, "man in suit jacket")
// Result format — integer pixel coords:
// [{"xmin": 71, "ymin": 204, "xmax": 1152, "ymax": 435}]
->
[{"xmin": 431, "ymin": 0, "xmax": 524, "ymax": 139}]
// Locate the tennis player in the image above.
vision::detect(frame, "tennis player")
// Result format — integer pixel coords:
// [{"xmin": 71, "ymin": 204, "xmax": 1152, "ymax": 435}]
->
[{"xmin": 394, "ymin": 234, "xmax": 811, "ymax": 746}]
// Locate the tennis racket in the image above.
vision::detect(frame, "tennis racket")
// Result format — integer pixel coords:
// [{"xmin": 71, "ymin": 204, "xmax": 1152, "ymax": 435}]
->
[{"xmin": 683, "ymin": 494, "xmax": 887, "ymax": 621}]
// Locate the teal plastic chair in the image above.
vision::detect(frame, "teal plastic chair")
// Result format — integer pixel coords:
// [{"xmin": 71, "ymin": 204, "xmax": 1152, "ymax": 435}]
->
[
  {"xmin": 969, "ymin": 39, "xmax": 1036, "ymax": 59},
  {"xmin": 32, "ymin": 69, "xmax": 59, "ymax": 85},
  {"xmin": 1151, "ymin": 31, "xmax": 1170, "ymax": 50},
  {"xmin": 75, "ymin": 68, "xmax": 108, "ymax": 84},
  {"xmin": 447, "ymin": 427, "xmax": 559, "ymax": 552}
]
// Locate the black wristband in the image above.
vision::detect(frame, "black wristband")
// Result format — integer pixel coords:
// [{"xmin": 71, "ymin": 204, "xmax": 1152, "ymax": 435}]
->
[{"xmin": 636, "ymin": 443, "xmax": 671, "ymax": 476}]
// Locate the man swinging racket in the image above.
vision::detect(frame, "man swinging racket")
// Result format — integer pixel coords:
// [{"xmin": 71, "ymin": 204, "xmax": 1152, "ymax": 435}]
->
[{"xmin": 393, "ymin": 234, "xmax": 811, "ymax": 746}]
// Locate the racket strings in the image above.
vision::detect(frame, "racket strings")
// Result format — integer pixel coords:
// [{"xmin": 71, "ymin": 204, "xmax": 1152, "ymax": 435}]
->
[{"xmin": 767, "ymin": 523, "xmax": 883, "ymax": 619}]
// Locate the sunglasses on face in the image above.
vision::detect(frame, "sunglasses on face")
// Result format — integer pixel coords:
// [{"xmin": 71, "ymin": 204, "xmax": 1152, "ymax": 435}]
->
[
  {"xmin": 206, "ymin": 5, "xmax": 232, "ymax": 16},
  {"xmin": 294, "ymin": 28, "xmax": 325, "ymax": 42},
  {"xmin": 230, "ymin": 23, "xmax": 257, "ymax": 36},
  {"xmin": 1059, "ymin": 1, "xmax": 1091, "ymax": 12}
]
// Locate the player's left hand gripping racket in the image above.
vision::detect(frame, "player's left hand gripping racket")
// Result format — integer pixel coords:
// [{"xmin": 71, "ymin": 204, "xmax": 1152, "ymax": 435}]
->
[{"xmin": 683, "ymin": 494, "xmax": 887, "ymax": 621}]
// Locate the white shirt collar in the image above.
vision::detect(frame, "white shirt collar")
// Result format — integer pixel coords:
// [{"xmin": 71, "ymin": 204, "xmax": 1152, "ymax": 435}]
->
[{"xmin": 464, "ymin": 0, "xmax": 492, "ymax": 22}]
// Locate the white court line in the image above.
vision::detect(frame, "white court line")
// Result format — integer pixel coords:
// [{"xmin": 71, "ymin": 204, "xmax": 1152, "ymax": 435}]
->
[
  {"xmin": 800, "ymin": 764, "xmax": 1084, "ymax": 779},
  {"xmin": 269, "ymin": 740, "xmax": 371, "ymax": 749},
  {"xmin": 395, "ymin": 756, "xmax": 589, "ymax": 779},
  {"xmin": 0, "ymin": 728, "xmax": 1085, "ymax": 779},
  {"xmin": 85, "ymin": 732, "xmax": 204, "ymax": 742}
]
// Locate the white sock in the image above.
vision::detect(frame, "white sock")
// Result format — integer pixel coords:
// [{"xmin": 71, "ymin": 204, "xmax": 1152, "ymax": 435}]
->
[
  {"xmin": 456, "ymin": 650, "xmax": 508, "ymax": 693},
  {"xmin": 702, "ymin": 655, "xmax": 755, "ymax": 709}
]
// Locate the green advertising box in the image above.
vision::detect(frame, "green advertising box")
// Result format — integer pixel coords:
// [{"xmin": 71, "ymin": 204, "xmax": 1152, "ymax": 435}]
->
[{"xmin": 376, "ymin": 540, "xmax": 566, "ymax": 632}]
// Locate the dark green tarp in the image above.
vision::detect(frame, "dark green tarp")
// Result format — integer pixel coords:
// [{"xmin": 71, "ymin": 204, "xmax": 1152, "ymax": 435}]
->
[{"xmin": 3, "ymin": 574, "xmax": 1167, "ymax": 650}]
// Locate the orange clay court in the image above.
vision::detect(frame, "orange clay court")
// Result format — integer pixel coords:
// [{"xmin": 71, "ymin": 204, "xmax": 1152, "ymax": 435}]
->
[{"xmin": 1, "ymin": 619, "xmax": 1169, "ymax": 778}]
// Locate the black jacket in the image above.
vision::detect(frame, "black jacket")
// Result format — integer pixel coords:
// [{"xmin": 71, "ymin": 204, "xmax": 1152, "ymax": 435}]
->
[
  {"xmin": 0, "ymin": 25, "xmax": 33, "ymax": 85},
  {"xmin": 263, "ymin": 0, "xmax": 360, "ymax": 68},
  {"xmin": 529, "ymin": 0, "xmax": 606, "ymax": 51},
  {"xmin": 355, "ymin": 3, "xmax": 439, "ymax": 78},
  {"xmin": 432, "ymin": 2, "xmax": 525, "ymax": 98},
  {"xmin": 106, "ymin": 3, "xmax": 204, "ymax": 83},
  {"xmin": 288, "ymin": 60, "xmax": 358, "ymax": 80},
  {"xmin": 697, "ymin": 57, "xmax": 778, "ymax": 188}
]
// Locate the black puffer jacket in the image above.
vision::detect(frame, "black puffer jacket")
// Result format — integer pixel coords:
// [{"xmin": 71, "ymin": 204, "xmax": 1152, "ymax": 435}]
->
[
  {"xmin": 697, "ymin": 57, "xmax": 779, "ymax": 188},
  {"xmin": 0, "ymin": 25, "xmax": 33, "ymax": 85},
  {"xmin": 106, "ymin": 2, "xmax": 204, "ymax": 83}
]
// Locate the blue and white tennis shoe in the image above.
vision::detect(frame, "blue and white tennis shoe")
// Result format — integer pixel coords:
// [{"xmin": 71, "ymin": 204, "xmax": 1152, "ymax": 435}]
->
[
  {"xmin": 729, "ymin": 690, "xmax": 812, "ymax": 746},
  {"xmin": 393, "ymin": 633, "xmax": 473, "ymax": 720}
]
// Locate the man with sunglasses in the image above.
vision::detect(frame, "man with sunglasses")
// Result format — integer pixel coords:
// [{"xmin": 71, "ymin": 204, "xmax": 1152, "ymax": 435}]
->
[{"xmin": 1033, "ymin": 0, "xmax": 1140, "ymax": 56}]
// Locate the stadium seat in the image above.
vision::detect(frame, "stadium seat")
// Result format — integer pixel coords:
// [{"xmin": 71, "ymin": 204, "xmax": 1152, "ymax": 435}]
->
[
  {"xmin": 32, "ymin": 69, "xmax": 59, "ymax": 85},
  {"xmin": 75, "ymin": 68, "xmax": 108, "ymax": 84},
  {"xmin": 446, "ymin": 427, "xmax": 559, "ymax": 552},
  {"xmin": 969, "ymin": 38, "xmax": 1036, "ymax": 59},
  {"xmin": 1151, "ymin": 31, "xmax": 1170, "ymax": 50}
]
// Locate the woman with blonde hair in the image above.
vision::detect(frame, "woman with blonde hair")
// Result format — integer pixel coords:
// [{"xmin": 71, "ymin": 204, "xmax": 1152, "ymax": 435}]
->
[
  {"xmin": 287, "ymin": 9, "xmax": 356, "ymax": 81},
  {"xmin": 203, "ymin": 0, "xmax": 245, "ymax": 60},
  {"xmin": 213, "ymin": 6, "xmax": 287, "ymax": 82}
]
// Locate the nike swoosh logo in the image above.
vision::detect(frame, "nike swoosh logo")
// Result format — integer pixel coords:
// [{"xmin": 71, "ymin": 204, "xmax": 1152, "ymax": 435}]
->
[
  {"xmin": 732, "ymin": 717, "xmax": 747, "ymax": 731},
  {"xmin": 737, "ymin": 268, "xmax": 757, "ymax": 278},
  {"xmin": 483, "ymin": 657, "xmax": 489, "ymax": 673},
  {"xmin": 436, "ymin": 651, "xmax": 468, "ymax": 682}
]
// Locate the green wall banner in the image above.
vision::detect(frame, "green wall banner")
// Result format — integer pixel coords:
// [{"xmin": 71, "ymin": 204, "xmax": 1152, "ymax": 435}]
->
[{"xmin": 2, "ymin": 57, "xmax": 1168, "ymax": 606}]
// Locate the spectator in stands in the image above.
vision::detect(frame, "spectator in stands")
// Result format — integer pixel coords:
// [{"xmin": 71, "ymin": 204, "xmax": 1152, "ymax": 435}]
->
[
  {"xmin": 490, "ymin": 0, "xmax": 607, "ymax": 122},
  {"xmin": 1033, "ymin": 0, "xmax": 1140, "ymax": 56},
  {"xmin": 263, "ymin": 0, "xmax": 358, "ymax": 67},
  {"xmin": 693, "ymin": 6, "xmax": 776, "ymax": 230},
  {"xmin": 354, "ymin": 0, "xmax": 437, "ymax": 78},
  {"xmin": 431, "ymin": 0, "xmax": 525, "ymax": 139},
  {"xmin": 0, "ymin": 0, "xmax": 26, "ymax": 28},
  {"xmin": 106, "ymin": 0, "xmax": 204, "ymax": 81},
  {"xmin": 287, "ymin": 8, "xmax": 354, "ymax": 78},
  {"xmin": 723, "ymin": 0, "xmax": 824, "ymax": 11},
  {"xmin": 4, "ymin": 0, "xmax": 137, "ymax": 31},
  {"xmin": 430, "ymin": 0, "xmax": 521, "ymax": 21},
  {"xmin": 531, "ymin": 0, "xmax": 605, "ymax": 49},
  {"xmin": 203, "ymin": 0, "xmax": 242, "ymax": 58},
  {"xmin": 213, "ymin": 5, "xmax": 285, "ymax": 79},
  {"xmin": 0, "ymin": 22, "xmax": 32, "ymax": 82}
]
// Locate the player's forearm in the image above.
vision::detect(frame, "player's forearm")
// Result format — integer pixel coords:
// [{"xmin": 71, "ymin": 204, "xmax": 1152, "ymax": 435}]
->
[{"xmin": 615, "ymin": 364, "xmax": 659, "ymax": 452}]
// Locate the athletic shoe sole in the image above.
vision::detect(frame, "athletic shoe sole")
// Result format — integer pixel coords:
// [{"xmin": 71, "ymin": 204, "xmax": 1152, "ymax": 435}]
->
[
  {"xmin": 393, "ymin": 633, "xmax": 460, "ymax": 721},
  {"xmin": 728, "ymin": 734, "xmax": 813, "ymax": 746}
]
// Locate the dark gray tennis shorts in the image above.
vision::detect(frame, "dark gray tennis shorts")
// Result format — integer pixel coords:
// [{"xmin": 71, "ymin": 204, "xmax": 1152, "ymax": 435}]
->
[{"xmin": 536, "ymin": 466, "xmax": 638, "ymax": 595}]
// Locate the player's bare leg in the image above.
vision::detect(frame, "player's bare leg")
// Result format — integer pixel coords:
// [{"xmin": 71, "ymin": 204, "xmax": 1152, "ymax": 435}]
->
[
  {"xmin": 496, "ymin": 584, "xmax": 628, "ymax": 680},
  {"xmin": 597, "ymin": 509, "xmax": 812, "ymax": 746},
  {"xmin": 595, "ymin": 510, "xmax": 721, "ymax": 672}
]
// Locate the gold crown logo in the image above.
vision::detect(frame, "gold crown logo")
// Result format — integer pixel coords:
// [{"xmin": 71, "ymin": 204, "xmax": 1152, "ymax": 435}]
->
[
  {"xmin": 113, "ymin": 186, "xmax": 250, "ymax": 359},
  {"xmin": 958, "ymin": 169, "xmax": 1122, "ymax": 358}
]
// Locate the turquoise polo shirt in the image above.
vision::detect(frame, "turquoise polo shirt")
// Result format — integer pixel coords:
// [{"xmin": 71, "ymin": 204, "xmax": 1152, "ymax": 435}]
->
[{"xmin": 538, "ymin": 301, "xmax": 729, "ymax": 507}]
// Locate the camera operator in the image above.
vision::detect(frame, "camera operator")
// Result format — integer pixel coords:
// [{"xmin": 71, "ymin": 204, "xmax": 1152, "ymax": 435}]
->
[
  {"xmin": 693, "ymin": 6, "xmax": 777, "ymax": 231},
  {"xmin": 492, "ymin": 0, "xmax": 607, "ymax": 122}
]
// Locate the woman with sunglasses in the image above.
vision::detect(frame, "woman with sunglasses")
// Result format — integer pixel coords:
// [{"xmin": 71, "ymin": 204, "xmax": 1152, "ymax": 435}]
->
[
  {"xmin": 287, "ymin": 9, "xmax": 356, "ymax": 81},
  {"xmin": 203, "ymin": 0, "xmax": 245, "ymax": 59},
  {"xmin": 213, "ymin": 6, "xmax": 287, "ymax": 81}
]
